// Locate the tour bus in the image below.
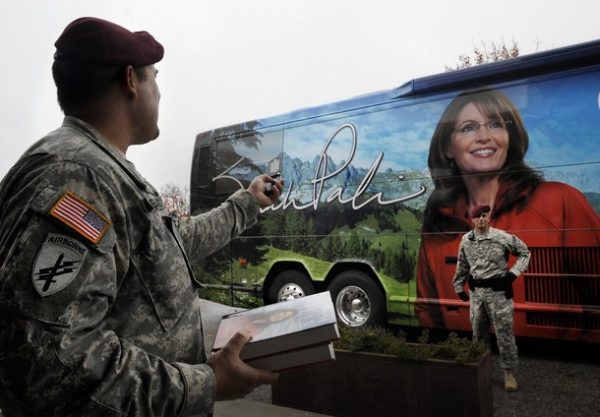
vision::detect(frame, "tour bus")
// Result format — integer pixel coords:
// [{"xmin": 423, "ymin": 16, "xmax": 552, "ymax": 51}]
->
[{"xmin": 190, "ymin": 40, "xmax": 600, "ymax": 343}]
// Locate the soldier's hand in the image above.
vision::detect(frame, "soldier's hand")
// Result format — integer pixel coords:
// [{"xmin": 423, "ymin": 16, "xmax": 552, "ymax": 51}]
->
[
  {"xmin": 207, "ymin": 330, "xmax": 279, "ymax": 401},
  {"xmin": 504, "ymin": 271, "xmax": 517, "ymax": 282},
  {"xmin": 247, "ymin": 174, "xmax": 284, "ymax": 208},
  {"xmin": 457, "ymin": 291, "xmax": 470, "ymax": 302}
]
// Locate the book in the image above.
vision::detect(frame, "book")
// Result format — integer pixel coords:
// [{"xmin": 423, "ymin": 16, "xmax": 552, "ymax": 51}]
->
[
  {"xmin": 246, "ymin": 342, "xmax": 336, "ymax": 371},
  {"xmin": 211, "ymin": 291, "xmax": 340, "ymax": 361},
  {"xmin": 198, "ymin": 298, "xmax": 247, "ymax": 354}
]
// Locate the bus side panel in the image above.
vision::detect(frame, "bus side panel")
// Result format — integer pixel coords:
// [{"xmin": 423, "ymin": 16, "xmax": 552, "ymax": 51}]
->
[{"xmin": 191, "ymin": 64, "xmax": 600, "ymax": 342}]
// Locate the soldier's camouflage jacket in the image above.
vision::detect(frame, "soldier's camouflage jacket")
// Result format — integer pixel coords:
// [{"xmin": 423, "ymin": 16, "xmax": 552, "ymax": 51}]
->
[
  {"xmin": 452, "ymin": 226, "xmax": 530, "ymax": 293},
  {"xmin": 0, "ymin": 117, "xmax": 259, "ymax": 416}
]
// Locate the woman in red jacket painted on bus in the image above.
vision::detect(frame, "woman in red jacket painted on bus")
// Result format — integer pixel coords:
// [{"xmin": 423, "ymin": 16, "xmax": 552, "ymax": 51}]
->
[{"xmin": 416, "ymin": 87, "xmax": 600, "ymax": 329}]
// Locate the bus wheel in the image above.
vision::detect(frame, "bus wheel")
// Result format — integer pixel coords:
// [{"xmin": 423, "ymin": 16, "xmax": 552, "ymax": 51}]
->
[
  {"xmin": 327, "ymin": 271, "xmax": 385, "ymax": 328},
  {"xmin": 267, "ymin": 270, "xmax": 315, "ymax": 304}
]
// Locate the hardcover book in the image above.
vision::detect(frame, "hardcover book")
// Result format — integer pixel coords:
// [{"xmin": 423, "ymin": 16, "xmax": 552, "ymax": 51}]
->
[
  {"xmin": 211, "ymin": 291, "xmax": 339, "ymax": 362},
  {"xmin": 246, "ymin": 341, "xmax": 336, "ymax": 371},
  {"xmin": 199, "ymin": 298, "xmax": 246, "ymax": 354}
]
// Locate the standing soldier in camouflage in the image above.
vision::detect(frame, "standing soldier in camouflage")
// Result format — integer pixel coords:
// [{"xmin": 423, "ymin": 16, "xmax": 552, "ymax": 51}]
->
[
  {"xmin": 0, "ymin": 17, "xmax": 281, "ymax": 417},
  {"xmin": 453, "ymin": 205, "xmax": 530, "ymax": 392}
]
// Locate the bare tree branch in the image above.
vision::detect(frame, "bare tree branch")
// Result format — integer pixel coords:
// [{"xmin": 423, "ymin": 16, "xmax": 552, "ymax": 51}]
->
[
  {"xmin": 445, "ymin": 39, "xmax": 520, "ymax": 71},
  {"xmin": 160, "ymin": 183, "xmax": 190, "ymax": 218}
]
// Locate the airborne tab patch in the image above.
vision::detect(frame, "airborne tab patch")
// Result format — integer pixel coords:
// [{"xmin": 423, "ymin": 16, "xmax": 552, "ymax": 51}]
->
[
  {"xmin": 32, "ymin": 234, "xmax": 89, "ymax": 297},
  {"xmin": 50, "ymin": 192, "xmax": 111, "ymax": 244}
]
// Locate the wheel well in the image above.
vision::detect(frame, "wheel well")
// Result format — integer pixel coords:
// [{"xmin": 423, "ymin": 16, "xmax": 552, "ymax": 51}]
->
[{"xmin": 262, "ymin": 261, "xmax": 315, "ymax": 303}]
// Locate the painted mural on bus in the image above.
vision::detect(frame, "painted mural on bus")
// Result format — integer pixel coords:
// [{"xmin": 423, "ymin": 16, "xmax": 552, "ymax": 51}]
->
[{"xmin": 191, "ymin": 40, "xmax": 600, "ymax": 343}]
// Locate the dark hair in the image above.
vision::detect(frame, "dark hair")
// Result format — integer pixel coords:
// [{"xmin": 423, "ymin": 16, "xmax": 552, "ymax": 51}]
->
[
  {"xmin": 423, "ymin": 87, "xmax": 543, "ymax": 233},
  {"xmin": 52, "ymin": 59, "xmax": 147, "ymax": 114}
]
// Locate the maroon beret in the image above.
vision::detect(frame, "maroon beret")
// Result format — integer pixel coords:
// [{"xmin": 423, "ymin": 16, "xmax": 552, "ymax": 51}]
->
[
  {"xmin": 471, "ymin": 205, "xmax": 491, "ymax": 218},
  {"xmin": 54, "ymin": 17, "xmax": 163, "ymax": 66}
]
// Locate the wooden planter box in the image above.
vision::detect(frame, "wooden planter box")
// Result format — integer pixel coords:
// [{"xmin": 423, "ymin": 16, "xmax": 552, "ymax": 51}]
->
[{"xmin": 272, "ymin": 349, "xmax": 492, "ymax": 417}]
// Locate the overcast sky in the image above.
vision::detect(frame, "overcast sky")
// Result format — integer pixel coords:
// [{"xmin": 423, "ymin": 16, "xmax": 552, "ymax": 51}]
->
[{"xmin": 1, "ymin": 0, "xmax": 599, "ymax": 190}]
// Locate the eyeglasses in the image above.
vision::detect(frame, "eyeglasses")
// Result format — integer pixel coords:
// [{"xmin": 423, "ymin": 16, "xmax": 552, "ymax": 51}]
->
[{"xmin": 454, "ymin": 120, "xmax": 511, "ymax": 139}]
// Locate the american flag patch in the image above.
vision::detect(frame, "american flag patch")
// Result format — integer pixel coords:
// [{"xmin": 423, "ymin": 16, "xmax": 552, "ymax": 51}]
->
[{"xmin": 49, "ymin": 192, "xmax": 111, "ymax": 244}]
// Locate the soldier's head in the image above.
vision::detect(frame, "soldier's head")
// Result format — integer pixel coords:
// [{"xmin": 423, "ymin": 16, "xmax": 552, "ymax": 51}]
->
[
  {"xmin": 471, "ymin": 205, "xmax": 491, "ymax": 232},
  {"xmin": 52, "ymin": 17, "xmax": 164, "ymax": 144}
]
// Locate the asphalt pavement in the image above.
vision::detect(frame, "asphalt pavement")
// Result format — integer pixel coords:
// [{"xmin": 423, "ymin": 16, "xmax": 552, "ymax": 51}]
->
[{"xmin": 491, "ymin": 337, "xmax": 599, "ymax": 417}]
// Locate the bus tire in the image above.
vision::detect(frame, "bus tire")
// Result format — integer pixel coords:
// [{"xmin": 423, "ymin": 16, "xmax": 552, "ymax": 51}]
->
[
  {"xmin": 327, "ymin": 270, "xmax": 385, "ymax": 328},
  {"xmin": 267, "ymin": 270, "xmax": 315, "ymax": 304}
]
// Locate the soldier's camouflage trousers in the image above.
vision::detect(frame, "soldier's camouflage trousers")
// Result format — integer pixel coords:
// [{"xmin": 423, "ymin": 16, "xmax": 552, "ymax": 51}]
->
[{"xmin": 470, "ymin": 288, "xmax": 518, "ymax": 370}]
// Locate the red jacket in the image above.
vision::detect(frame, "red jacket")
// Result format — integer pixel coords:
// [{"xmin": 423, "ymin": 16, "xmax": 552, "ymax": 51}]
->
[{"xmin": 416, "ymin": 181, "xmax": 600, "ymax": 332}]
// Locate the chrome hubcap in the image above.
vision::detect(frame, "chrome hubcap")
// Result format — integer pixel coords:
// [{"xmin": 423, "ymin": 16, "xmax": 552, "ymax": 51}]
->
[
  {"xmin": 277, "ymin": 282, "xmax": 306, "ymax": 301},
  {"xmin": 335, "ymin": 285, "xmax": 370, "ymax": 326}
]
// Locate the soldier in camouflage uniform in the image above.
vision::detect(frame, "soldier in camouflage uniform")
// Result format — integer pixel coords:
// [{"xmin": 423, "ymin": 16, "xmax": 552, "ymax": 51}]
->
[
  {"xmin": 0, "ymin": 17, "xmax": 281, "ymax": 416},
  {"xmin": 453, "ymin": 205, "xmax": 530, "ymax": 392}
]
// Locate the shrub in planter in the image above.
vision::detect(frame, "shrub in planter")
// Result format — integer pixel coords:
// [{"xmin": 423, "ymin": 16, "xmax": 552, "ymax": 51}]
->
[
  {"xmin": 335, "ymin": 326, "xmax": 487, "ymax": 363},
  {"xmin": 272, "ymin": 326, "xmax": 492, "ymax": 417}
]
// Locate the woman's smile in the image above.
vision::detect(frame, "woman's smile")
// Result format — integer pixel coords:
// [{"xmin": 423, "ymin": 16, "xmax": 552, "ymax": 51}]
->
[{"xmin": 471, "ymin": 147, "xmax": 496, "ymax": 157}]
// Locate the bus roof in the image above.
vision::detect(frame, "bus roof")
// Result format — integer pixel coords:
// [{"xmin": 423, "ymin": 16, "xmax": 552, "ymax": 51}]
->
[{"xmin": 393, "ymin": 38, "xmax": 600, "ymax": 98}]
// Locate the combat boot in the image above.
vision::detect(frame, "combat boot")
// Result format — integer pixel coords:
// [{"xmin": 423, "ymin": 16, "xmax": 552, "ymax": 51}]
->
[{"xmin": 504, "ymin": 370, "xmax": 518, "ymax": 392}]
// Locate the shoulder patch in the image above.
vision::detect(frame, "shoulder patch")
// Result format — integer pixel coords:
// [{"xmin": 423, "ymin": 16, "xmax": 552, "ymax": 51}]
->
[
  {"xmin": 49, "ymin": 192, "xmax": 111, "ymax": 244},
  {"xmin": 32, "ymin": 234, "xmax": 89, "ymax": 297}
]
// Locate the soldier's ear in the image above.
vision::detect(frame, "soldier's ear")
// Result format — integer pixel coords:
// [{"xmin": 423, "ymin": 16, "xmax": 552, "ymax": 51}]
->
[{"xmin": 121, "ymin": 65, "xmax": 137, "ymax": 100}]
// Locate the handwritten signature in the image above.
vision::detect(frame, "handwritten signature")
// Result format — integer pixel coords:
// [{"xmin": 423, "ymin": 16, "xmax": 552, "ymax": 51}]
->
[{"xmin": 214, "ymin": 123, "xmax": 426, "ymax": 212}]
